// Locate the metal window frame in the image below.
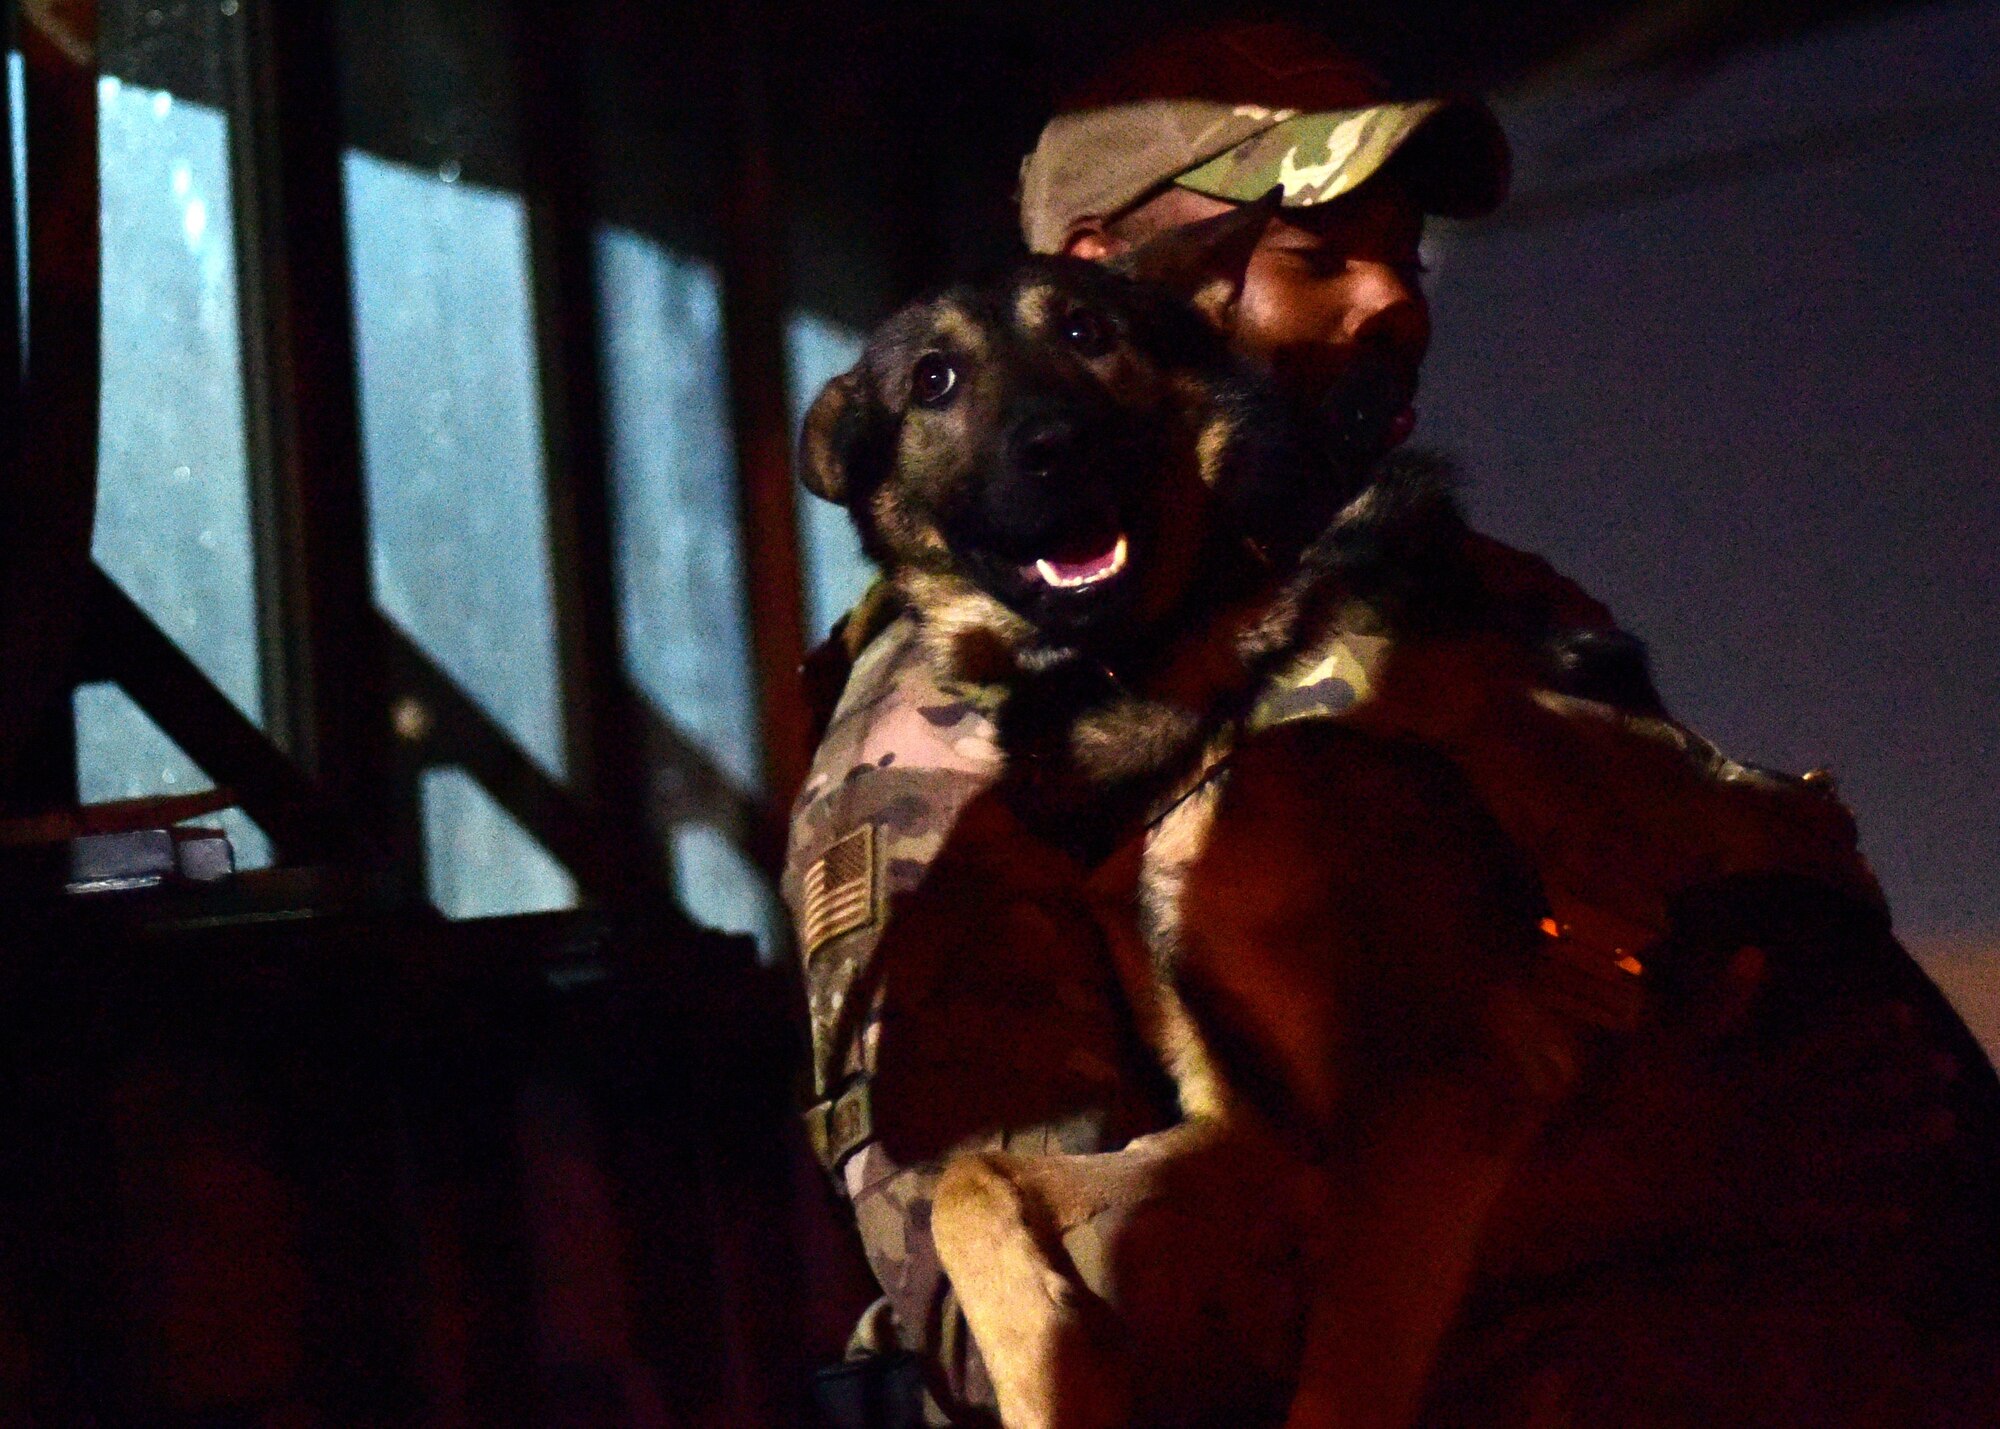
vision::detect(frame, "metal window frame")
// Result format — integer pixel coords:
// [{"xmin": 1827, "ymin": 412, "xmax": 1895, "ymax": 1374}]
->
[
  {"xmin": 225, "ymin": 0, "xmax": 410, "ymax": 876},
  {"xmin": 0, "ymin": 0, "xmax": 98, "ymax": 818},
  {"xmin": 31, "ymin": 0, "xmax": 808, "ymax": 930},
  {"xmin": 511, "ymin": 0, "xmax": 664, "ymax": 907},
  {"xmin": 718, "ymin": 0, "xmax": 813, "ymax": 813}
]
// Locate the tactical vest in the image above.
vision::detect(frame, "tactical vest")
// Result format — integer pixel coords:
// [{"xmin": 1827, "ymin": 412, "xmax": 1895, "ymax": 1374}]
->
[
  {"xmin": 786, "ymin": 616, "xmax": 1159, "ymax": 1414},
  {"xmin": 786, "ymin": 613, "xmax": 1398, "ymax": 1176}
]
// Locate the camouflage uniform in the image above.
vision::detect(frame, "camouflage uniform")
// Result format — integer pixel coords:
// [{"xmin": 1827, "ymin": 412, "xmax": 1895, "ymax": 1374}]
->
[
  {"xmin": 796, "ymin": 24, "xmax": 1902, "ymax": 1422},
  {"xmin": 798, "ymin": 67, "xmax": 1528, "ymax": 1412},
  {"xmin": 785, "ymin": 616, "xmax": 1356, "ymax": 1421}
]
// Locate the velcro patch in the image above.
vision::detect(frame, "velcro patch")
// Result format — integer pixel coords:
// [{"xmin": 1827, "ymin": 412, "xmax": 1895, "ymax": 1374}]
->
[{"xmin": 802, "ymin": 824, "xmax": 876, "ymax": 958}]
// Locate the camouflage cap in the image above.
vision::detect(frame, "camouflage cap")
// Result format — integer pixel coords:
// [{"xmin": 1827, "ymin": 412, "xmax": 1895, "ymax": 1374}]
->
[{"xmin": 1018, "ymin": 22, "xmax": 1509, "ymax": 254}]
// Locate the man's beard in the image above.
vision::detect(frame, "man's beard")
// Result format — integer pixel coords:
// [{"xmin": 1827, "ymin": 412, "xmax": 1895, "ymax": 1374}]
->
[
  {"xmin": 1312, "ymin": 353, "xmax": 1419, "ymax": 487},
  {"xmin": 1215, "ymin": 353, "xmax": 1423, "ymax": 570},
  {"xmin": 1257, "ymin": 354, "xmax": 1420, "ymax": 556},
  {"xmin": 1208, "ymin": 342, "xmax": 1432, "ymax": 564}
]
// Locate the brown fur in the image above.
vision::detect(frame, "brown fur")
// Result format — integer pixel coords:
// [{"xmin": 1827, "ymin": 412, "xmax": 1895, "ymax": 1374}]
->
[{"xmin": 803, "ymin": 232, "xmax": 2000, "ymax": 1428}]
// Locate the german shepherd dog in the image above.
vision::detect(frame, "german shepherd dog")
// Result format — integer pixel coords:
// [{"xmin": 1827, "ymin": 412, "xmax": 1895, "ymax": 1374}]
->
[{"xmin": 798, "ymin": 204, "xmax": 2000, "ymax": 1428}]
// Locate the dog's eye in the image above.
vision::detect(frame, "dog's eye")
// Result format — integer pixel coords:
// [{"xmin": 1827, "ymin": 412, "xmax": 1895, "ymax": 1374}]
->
[
  {"xmin": 910, "ymin": 353, "xmax": 958, "ymax": 408},
  {"xmin": 1060, "ymin": 306, "xmax": 1114, "ymax": 357}
]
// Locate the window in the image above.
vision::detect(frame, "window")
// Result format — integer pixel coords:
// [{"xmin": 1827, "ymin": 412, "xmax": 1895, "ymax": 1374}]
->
[
  {"xmin": 85, "ymin": 5, "xmax": 268, "ymax": 864},
  {"xmin": 788, "ymin": 310, "xmax": 872, "ymax": 643},
  {"xmin": 345, "ymin": 150, "xmax": 576, "ymax": 914},
  {"xmin": 75, "ymin": 682, "xmax": 273, "ymax": 868},
  {"xmin": 95, "ymin": 77, "xmax": 258, "ymax": 719},
  {"xmin": 596, "ymin": 230, "xmax": 777, "ymax": 945},
  {"xmin": 45, "ymin": 0, "xmax": 842, "ymax": 942}
]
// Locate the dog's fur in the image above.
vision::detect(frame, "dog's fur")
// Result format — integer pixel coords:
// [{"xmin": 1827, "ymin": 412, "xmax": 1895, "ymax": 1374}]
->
[{"xmin": 800, "ymin": 211, "xmax": 2000, "ymax": 1428}]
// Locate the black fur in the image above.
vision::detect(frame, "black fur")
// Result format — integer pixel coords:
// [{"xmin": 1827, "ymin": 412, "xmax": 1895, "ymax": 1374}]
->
[
  {"xmin": 1300, "ymin": 450, "xmax": 1480, "ymax": 633},
  {"xmin": 1545, "ymin": 628, "xmax": 1666, "ymax": 715}
]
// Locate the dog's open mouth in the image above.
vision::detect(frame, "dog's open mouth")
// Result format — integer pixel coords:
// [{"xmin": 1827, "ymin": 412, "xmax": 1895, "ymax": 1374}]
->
[
  {"xmin": 1030, "ymin": 532, "xmax": 1129, "ymax": 590},
  {"xmin": 957, "ymin": 500, "xmax": 1145, "ymax": 635}
]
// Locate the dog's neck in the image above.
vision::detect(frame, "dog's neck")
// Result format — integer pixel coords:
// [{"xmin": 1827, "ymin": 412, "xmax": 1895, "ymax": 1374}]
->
[
  {"xmin": 902, "ymin": 456, "xmax": 1481, "ymax": 863},
  {"xmin": 900, "ymin": 535, "xmax": 1323, "ymax": 863}
]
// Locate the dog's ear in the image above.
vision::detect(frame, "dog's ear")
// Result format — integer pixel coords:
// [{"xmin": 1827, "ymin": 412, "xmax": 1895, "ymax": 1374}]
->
[
  {"xmin": 1116, "ymin": 186, "xmax": 1282, "ymax": 330},
  {"xmin": 799, "ymin": 367, "xmax": 884, "ymax": 506}
]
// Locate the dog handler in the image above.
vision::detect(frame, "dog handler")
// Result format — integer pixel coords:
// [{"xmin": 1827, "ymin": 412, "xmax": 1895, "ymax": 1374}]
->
[{"xmin": 785, "ymin": 24, "xmax": 1959, "ymax": 1426}]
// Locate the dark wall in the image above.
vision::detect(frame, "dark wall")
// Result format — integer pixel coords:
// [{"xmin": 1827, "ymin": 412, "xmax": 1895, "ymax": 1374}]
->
[
  {"xmin": 1419, "ymin": 0, "xmax": 2000, "ymax": 1046},
  {"xmin": 523, "ymin": 1, "xmax": 1943, "ymax": 332}
]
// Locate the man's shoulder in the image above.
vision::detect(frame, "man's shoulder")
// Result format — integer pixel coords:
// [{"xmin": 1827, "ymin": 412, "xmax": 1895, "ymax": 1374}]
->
[
  {"xmin": 800, "ymin": 614, "xmax": 1004, "ymax": 802},
  {"xmin": 1249, "ymin": 528, "xmax": 1627, "ymax": 733},
  {"xmin": 784, "ymin": 614, "xmax": 1006, "ymax": 906}
]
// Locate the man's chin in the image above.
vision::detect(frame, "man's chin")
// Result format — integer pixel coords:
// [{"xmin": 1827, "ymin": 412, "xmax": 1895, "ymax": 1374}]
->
[
  {"xmin": 1228, "ymin": 386, "xmax": 1417, "ymax": 558},
  {"xmin": 1313, "ymin": 377, "xmax": 1419, "ymax": 479}
]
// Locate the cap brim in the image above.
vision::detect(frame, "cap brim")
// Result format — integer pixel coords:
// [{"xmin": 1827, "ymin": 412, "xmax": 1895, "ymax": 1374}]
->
[{"xmin": 1174, "ymin": 97, "xmax": 1509, "ymax": 219}]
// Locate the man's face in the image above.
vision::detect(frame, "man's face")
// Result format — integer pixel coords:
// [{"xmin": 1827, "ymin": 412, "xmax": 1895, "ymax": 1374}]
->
[{"xmin": 1064, "ymin": 176, "xmax": 1431, "ymax": 470}]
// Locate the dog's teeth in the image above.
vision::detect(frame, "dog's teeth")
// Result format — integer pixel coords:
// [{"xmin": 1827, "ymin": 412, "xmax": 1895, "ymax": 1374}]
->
[{"xmin": 1035, "ymin": 534, "xmax": 1128, "ymax": 589}]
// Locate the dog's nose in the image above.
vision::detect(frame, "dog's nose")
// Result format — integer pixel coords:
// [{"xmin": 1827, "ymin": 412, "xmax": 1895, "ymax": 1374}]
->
[{"xmin": 1011, "ymin": 417, "xmax": 1081, "ymax": 478}]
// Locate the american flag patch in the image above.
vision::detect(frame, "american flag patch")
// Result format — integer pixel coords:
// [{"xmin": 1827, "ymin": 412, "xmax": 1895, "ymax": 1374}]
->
[{"xmin": 802, "ymin": 824, "xmax": 876, "ymax": 958}]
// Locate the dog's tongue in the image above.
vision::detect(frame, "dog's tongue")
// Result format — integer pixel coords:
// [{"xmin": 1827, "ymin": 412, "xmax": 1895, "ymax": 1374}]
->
[{"xmin": 1033, "ymin": 533, "xmax": 1128, "ymax": 589}]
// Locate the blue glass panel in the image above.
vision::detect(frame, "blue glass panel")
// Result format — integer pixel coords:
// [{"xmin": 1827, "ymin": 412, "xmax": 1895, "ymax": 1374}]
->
[
  {"xmin": 596, "ymin": 228, "xmax": 758, "ymax": 788},
  {"xmin": 9, "ymin": 52, "xmax": 24, "ymax": 353},
  {"xmin": 344, "ymin": 150, "xmax": 565, "ymax": 777},
  {"xmin": 74, "ymin": 682, "xmax": 274, "ymax": 870},
  {"xmin": 672, "ymin": 824, "xmax": 782, "ymax": 958},
  {"xmin": 419, "ymin": 766, "xmax": 578, "ymax": 920},
  {"xmin": 787, "ymin": 311, "xmax": 874, "ymax": 641},
  {"xmin": 94, "ymin": 77, "xmax": 260, "ymax": 721},
  {"xmin": 596, "ymin": 226, "xmax": 777, "ymax": 949}
]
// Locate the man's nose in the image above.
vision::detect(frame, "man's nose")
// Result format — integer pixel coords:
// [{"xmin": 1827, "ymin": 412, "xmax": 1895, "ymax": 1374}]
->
[{"xmin": 1338, "ymin": 259, "xmax": 1431, "ymax": 361}]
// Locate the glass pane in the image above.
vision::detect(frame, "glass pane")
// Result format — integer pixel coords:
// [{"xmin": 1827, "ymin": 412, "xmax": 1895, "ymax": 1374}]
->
[
  {"xmin": 94, "ymin": 75, "xmax": 260, "ymax": 722},
  {"xmin": 597, "ymin": 228, "xmax": 758, "ymax": 790},
  {"xmin": 345, "ymin": 150, "xmax": 565, "ymax": 777},
  {"xmin": 672, "ymin": 824, "xmax": 782, "ymax": 959},
  {"xmin": 74, "ymin": 682, "xmax": 274, "ymax": 871},
  {"xmin": 596, "ymin": 226, "xmax": 777, "ymax": 949},
  {"xmin": 8, "ymin": 51, "xmax": 24, "ymax": 351},
  {"xmin": 420, "ymin": 766, "xmax": 579, "ymax": 920},
  {"xmin": 788, "ymin": 311, "xmax": 874, "ymax": 642}
]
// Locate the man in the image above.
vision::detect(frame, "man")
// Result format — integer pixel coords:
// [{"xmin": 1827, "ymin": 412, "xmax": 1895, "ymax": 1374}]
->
[{"xmin": 786, "ymin": 23, "xmax": 1962, "ymax": 1426}]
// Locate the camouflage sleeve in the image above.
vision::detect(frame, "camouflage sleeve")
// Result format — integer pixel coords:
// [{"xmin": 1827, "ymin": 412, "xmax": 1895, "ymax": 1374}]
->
[
  {"xmin": 785, "ymin": 613, "xmax": 1172, "ymax": 1419},
  {"xmin": 785, "ymin": 614, "xmax": 1008, "ymax": 1106}
]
